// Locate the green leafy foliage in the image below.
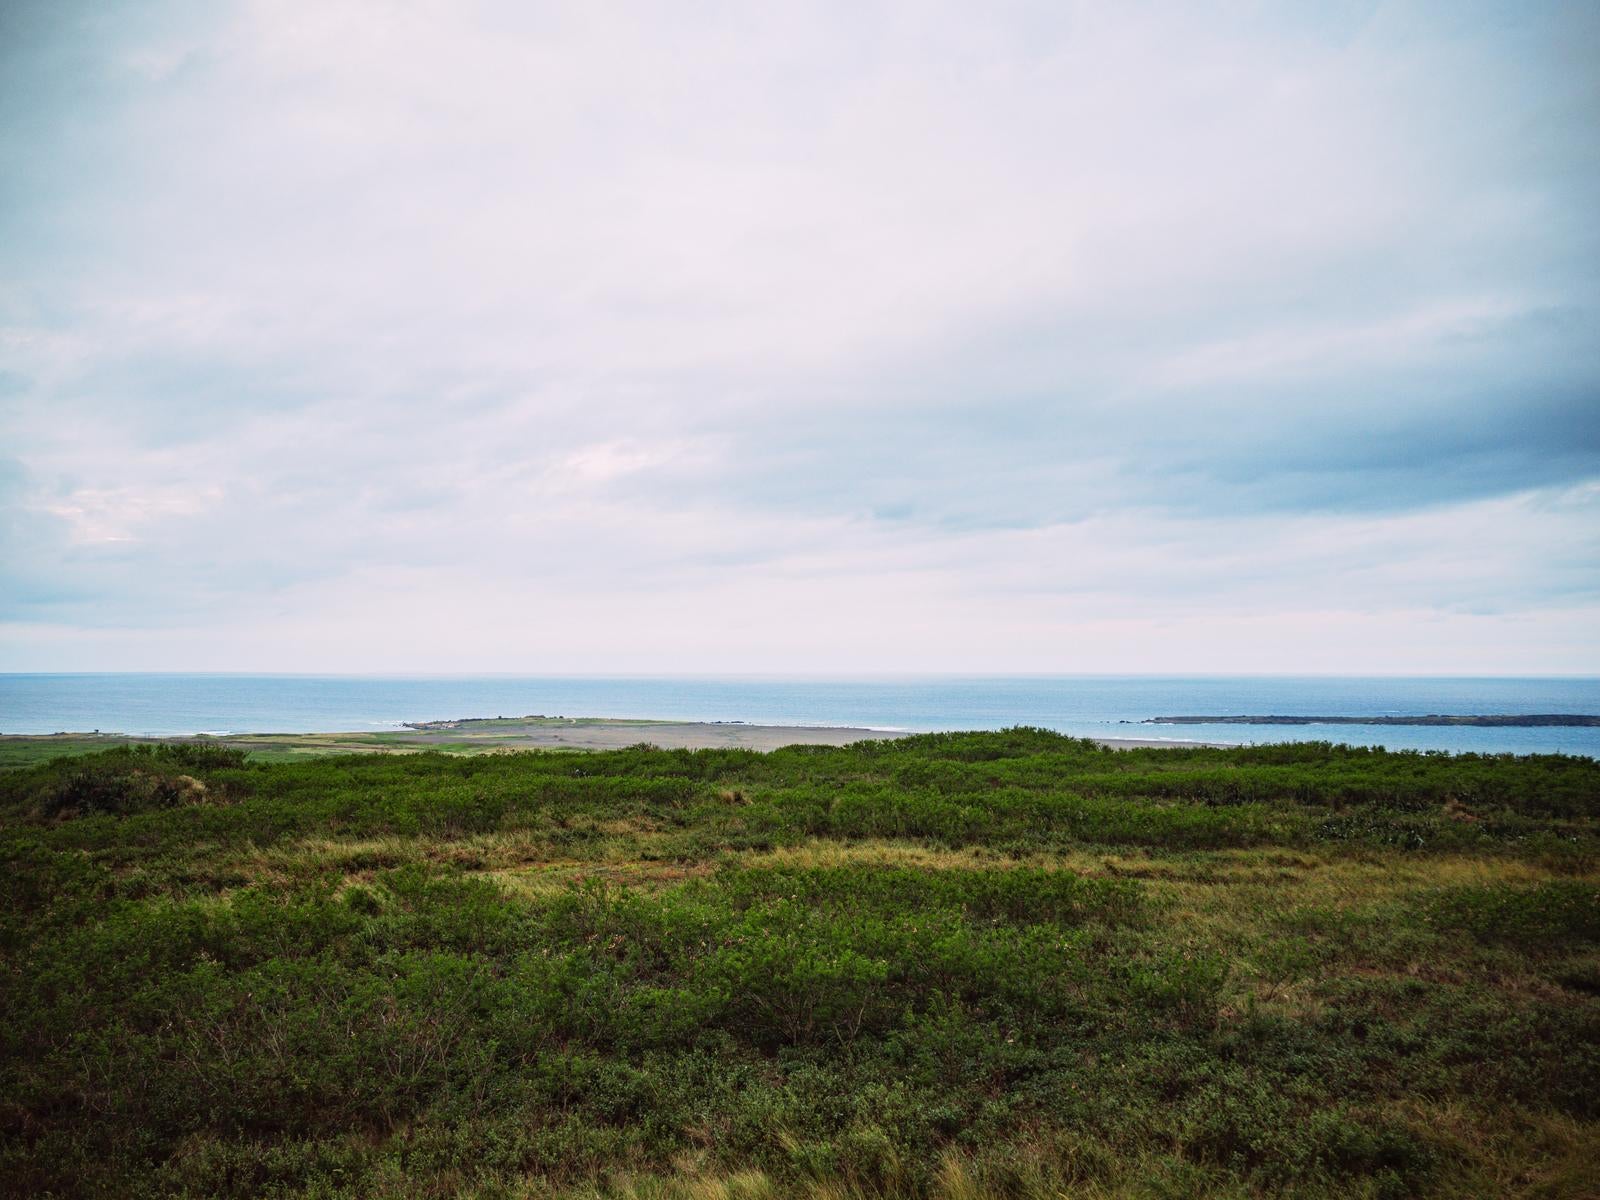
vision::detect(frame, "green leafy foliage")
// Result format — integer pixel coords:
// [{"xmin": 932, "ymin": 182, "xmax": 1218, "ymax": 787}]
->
[{"xmin": 0, "ymin": 732, "xmax": 1596, "ymax": 1198}]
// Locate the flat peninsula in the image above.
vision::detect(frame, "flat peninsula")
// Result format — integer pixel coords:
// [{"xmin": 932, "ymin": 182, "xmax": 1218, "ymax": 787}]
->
[{"xmin": 1145, "ymin": 713, "xmax": 1600, "ymax": 727}]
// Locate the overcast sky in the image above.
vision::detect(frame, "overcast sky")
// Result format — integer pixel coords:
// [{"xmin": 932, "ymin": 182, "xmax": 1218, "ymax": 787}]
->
[{"xmin": 2, "ymin": 0, "xmax": 1597, "ymax": 674}]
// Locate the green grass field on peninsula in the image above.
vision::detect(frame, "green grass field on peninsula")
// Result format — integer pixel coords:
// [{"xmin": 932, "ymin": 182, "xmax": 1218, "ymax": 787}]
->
[{"xmin": 2, "ymin": 730, "xmax": 1597, "ymax": 1199}]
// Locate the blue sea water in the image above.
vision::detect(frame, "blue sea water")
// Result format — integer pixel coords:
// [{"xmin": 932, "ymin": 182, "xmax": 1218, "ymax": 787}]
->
[{"xmin": 2, "ymin": 674, "xmax": 1598, "ymax": 756}]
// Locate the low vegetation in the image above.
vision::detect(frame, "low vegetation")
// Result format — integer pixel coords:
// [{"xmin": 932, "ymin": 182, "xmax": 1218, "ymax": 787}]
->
[{"xmin": 1, "ymin": 730, "xmax": 1596, "ymax": 1198}]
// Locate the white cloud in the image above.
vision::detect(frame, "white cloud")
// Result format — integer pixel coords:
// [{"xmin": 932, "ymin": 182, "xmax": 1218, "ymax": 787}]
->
[{"xmin": 0, "ymin": 0, "xmax": 1596, "ymax": 671}]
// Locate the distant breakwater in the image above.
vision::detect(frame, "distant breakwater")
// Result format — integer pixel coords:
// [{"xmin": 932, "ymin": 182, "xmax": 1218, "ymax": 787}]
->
[{"xmin": 1144, "ymin": 714, "xmax": 1600, "ymax": 727}]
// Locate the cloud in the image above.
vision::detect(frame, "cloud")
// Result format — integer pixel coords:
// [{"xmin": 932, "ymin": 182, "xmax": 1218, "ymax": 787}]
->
[{"xmin": 1, "ymin": 0, "xmax": 1597, "ymax": 671}]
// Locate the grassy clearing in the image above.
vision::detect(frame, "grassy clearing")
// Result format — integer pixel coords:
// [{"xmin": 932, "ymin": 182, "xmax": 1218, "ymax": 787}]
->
[{"xmin": 0, "ymin": 730, "xmax": 1596, "ymax": 1198}]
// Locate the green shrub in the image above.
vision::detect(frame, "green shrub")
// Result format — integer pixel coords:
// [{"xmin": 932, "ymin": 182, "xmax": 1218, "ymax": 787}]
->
[
  {"xmin": 2, "ymin": 731, "xmax": 1596, "ymax": 1198},
  {"xmin": 1436, "ymin": 880, "xmax": 1600, "ymax": 946},
  {"xmin": 43, "ymin": 763, "xmax": 195, "ymax": 818}
]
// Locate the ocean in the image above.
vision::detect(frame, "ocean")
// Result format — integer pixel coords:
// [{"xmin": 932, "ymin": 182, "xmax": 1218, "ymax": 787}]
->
[{"xmin": 2, "ymin": 673, "xmax": 1598, "ymax": 756}]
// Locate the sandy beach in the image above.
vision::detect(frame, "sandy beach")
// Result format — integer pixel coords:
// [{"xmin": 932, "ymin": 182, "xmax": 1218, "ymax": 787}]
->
[
  {"xmin": 397, "ymin": 716, "xmax": 1236, "ymax": 751},
  {"xmin": 396, "ymin": 715, "xmax": 898, "ymax": 752}
]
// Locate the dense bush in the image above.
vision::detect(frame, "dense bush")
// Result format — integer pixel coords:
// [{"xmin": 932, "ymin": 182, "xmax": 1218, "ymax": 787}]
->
[{"xmin": 0, "ymin": 732, "xmax": 1596, "ymax": 1198}]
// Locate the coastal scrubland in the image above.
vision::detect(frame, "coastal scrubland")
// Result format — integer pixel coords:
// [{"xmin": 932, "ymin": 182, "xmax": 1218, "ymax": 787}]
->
[{"xmin": 1, "ymin": 730, "xmax": 1596, "ymax": 1198}]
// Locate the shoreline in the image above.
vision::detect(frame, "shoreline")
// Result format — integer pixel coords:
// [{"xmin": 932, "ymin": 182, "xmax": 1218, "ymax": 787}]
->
[{"xmin": 0, "ymin": 715, "xmax": 1241, "ymax": 759}]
